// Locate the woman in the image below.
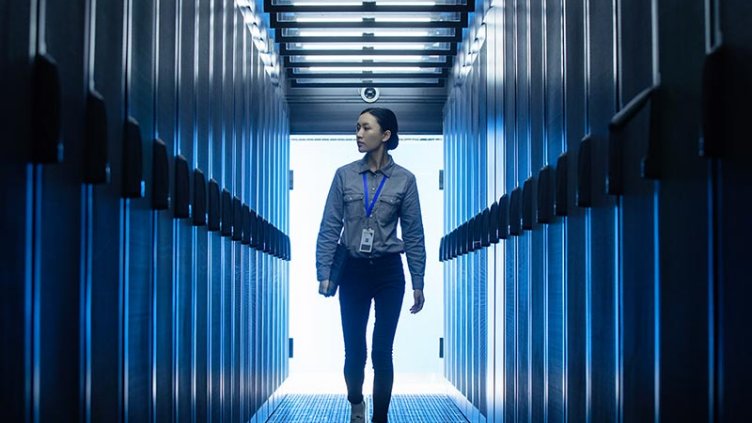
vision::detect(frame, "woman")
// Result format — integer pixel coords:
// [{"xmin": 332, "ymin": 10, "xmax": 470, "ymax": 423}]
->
[{"xmin": 316, "ymin": 108, "xmax": 426, "ymax": 423}]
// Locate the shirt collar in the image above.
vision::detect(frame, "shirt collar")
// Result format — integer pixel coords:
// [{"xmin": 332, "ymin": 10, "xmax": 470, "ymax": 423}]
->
[{"xmin": 358, "ymin": 154, "xmax": 395, "ymax": 177}]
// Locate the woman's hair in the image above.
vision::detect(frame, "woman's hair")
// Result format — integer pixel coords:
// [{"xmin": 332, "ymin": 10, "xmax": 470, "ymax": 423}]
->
[{"xmin": 360, "ymin": 107, "xmax": 399, "ymax": 150}]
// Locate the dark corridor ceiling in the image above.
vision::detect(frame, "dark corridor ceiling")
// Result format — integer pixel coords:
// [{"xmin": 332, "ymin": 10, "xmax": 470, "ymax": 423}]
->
[{"xmin": 258, "ymin": 0, "xmax": 476, "ymax": 134}]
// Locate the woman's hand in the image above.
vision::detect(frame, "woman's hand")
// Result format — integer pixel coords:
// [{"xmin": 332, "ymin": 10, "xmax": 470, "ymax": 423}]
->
[
  {"xmin": 410, "ymin": 289, "xmax": 425, "ymax": 314},
  {"xmin": 318, "ymin": 279, "xmax": 333, "ymax": 297}
]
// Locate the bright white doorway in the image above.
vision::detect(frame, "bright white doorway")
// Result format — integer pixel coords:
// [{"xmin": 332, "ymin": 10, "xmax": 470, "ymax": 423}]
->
[{"xmin": 286, "ymin": 135, "xmax": 444, "ymax": 395}]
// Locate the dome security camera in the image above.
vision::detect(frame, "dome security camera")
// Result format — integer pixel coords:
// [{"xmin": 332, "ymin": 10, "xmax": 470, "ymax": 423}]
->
[{"xmin": 360, "ymin": 87, "xmax": 380, "ymax": 103}]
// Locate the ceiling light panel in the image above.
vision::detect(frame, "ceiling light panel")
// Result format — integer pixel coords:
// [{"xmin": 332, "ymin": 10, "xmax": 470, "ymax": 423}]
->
[
  {"xmin": 290, "ymin": 72, "xmax": 445, "ymax": 79},
  {"xmin": 284, "ymin": 56, "xmax": 453, "ymax": 69},
  {"xmin": 291, "ymin": 66, "xmax": 444, "ymax": 74},
  {"xmin": 286, "ymin": 42, "xmax": 452, "ymax": 50},
  {"xmin": 290, "ymin": 80, "xmax": 445, "ymax": 88},
  {"xmin": 276, "ymin": 11, "xmax": 462, "ymax": 23},
  {"xmin": 266, "ymin": 0, "xmax": 473, "ymax": 92},
  {"xmin": 293, "ymin": 77, "xmax": 442, "ymax": 84},
  {"xmin": 282, "ymin": 28, "xmax": 455, "ymax": 37},
  {"xmin": 287, "ymin": 55, "xmax": 449, "ymax": 63},
  {"xmin": 275, "ymin": 0, "xmax": 468, "ymax": 5},
  {"xmin": 265, "ymin": 0, "xmax": 474, "ymax": 13}
]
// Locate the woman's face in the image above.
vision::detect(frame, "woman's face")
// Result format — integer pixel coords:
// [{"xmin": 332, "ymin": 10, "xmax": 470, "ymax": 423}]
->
[{"xmin": 356, "ymin": 112, "xmax": 391, "ymax": 154}]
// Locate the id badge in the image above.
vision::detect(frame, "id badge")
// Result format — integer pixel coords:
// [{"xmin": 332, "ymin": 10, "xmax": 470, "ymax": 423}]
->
[{"xmin": 359, "ymin": 228, "xmax": 375, "ymax": 253}]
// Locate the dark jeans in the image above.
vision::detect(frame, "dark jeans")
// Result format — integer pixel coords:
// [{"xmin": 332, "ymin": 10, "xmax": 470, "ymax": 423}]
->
[{"xmin": 339, "ymin": 253, "xmax": 405, "ymax": 423}]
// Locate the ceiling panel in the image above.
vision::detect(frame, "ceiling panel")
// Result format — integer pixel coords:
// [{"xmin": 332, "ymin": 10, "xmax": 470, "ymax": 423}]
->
[
  {"xmin": 258, "ymin": 0, "xmax": 473, "ymax": 130},
  {"xmin": 289, "ymin": 67, "xmax": 448, "ymax": 74},
  {"xmin": 273, "ymin": 11, "xmax": 466, "ymax": 28}
]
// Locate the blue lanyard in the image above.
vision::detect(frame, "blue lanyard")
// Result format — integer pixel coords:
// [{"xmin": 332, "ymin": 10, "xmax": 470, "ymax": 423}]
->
[{"xmin": 363, "ymin": 173, "xmax": 388, "ymax": 218}]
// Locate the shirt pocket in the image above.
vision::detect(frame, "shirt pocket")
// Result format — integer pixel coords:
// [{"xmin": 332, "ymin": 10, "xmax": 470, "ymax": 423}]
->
[
  {"xmin": 343, "ymin": 193, "xmax": 364, "ymax": 220},
  {"xmin": 375, "ymin": 195, "xmax": 402, "ymax": 222}
]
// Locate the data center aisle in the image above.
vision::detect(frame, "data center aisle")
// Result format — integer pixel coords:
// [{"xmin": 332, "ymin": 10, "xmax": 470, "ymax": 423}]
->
[{"xmin": 266, "ymin": 394, "xmax": 469, "ymax": 423}]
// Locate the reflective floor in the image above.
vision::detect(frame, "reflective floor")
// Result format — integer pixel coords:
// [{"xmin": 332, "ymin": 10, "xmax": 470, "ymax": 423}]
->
[{"xmin": 266, "ymin": 394, "xmax": 469, "ymax": 423}]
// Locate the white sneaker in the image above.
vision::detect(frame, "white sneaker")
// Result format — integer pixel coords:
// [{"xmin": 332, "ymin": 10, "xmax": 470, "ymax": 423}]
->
[{"xmin": 350, "ymin": 400, "xmax": 366, "ymax": 422}]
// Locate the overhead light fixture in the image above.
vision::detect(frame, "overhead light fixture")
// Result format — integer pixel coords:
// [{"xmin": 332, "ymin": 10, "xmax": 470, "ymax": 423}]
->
[
  {"xmin": 301, "ymin": 66, "xmax": 426, "ymax": 73},
  {"xmin": 295, "ymin": 17, "xmax": 363, "ymax": 23},
  {"xmin": 295, "ymin": 43, "xmax": 437, "ymax": 50},
  {"xmin": 290, "ymin": 0, "xmax": 437, "ymax": 5},
  {"xmin": 292, "ymin": 1, "xmax": 361, "ymax": 5},
  {"xmin": 378, "ymin": 1, "xmax": 437, "ymax": 5},
  {"xmin": 295, "ymin": 30, "xmax": 433, "ymax": 37},
  {"xmin": 291, "ymin": 54, "xmax": 444, "ymax": 62},
  {"xmin": 296, "ymin": 30, "xmax": 368, "ymax": 37},
  {"xmin": 373, "ymin": 30, "xmax": 433, "ymax": 37},
  {"xmin": 375, "ymin": 44, "xmax": 441, "ymax": 50},
  {"xmin": 374, "ymin": 17, "xmax": 433, "ymax": 22}
]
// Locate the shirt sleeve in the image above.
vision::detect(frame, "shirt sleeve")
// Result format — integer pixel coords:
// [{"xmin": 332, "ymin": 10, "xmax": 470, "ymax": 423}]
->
[
  {"xmin": 315, "ymin": 169, "xmax": 344, "ymax": 281},
  {"xmin": 399, "ymin": 174, "xmax": 426, "ymax": 290}
]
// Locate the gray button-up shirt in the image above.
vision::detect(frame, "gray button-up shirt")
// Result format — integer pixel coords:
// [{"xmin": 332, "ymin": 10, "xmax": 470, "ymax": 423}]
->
[{"xmin": 316, "ymin": 155, "xmax": 426, "ymax": 290}]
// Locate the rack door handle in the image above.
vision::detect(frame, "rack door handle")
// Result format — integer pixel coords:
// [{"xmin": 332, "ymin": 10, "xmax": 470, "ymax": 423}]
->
[
  {"xmin": 221, "ymin": 189, "xmax": 233, "ymax": 237},
  {"xmin": 242, "ymin": 204, "xmax": 251, "ymax": 245},
  {"xmin": 577, "ymin": 135, "xmax": 593, "ymax": 208},
  {"xmin": 249, "ymin": 209, "xmax": 259, "ymax": 249},
  {"xmin": 522, "ymin": 177, "xmax": 535, "ymax": 230},
  {"xmin": 607, "ymin": 85, "xmax": 659, "ymax": 194},
  {"xmin": 498, "ymin": 194, "xmax": 510, "ymax": 240},
  {"xmin": 701, "ymin": 44, "xmax": 726, "ymax": 158},
  {"xmin": 537, "ymin": 165, "xmax": 554, "ymax": 224},
  {"xmin": 122, "ymin": 117, "xmax": 144, "ymax": 198},
  {"xmin": 555, "ymin": 152, "xmax": 568, "ymax": 216},
  {"xmin": 174, "ymin": 155, "xmax": 190, "ymax": 219},
  {"xmin": 151, "ymin": 139, "xmax": 169, "ymax": 210},
  {"xmin": 192, "ymin": 169, "xmax": 207, "ymax": 226},
  {"xmin": 232, "ymin": 196, "xmax": 243, "ymax": 242},
  {"xmin": 481, "ymin": 207, "xmax": 491, "ymax": 247},
  {"xmin": 31, "ymin": 53, "xmax": 62, "ymax": 164},
  {"xmin": 84, "ymin": 90, "xmax": 110, "ymax": 183},
  {"xmin": 207, "ymin": 179, "xmax": 220, "ymax": 232},
  {"xmin": 509, "ymin": 187, "xmax": 522, "ymax": 236}
]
